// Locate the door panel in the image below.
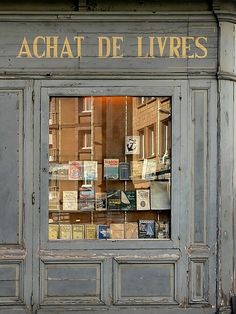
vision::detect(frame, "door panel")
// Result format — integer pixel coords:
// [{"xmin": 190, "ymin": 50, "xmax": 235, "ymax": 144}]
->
[
  {"xmin": 0, "ymin": 83, "xmax": 33, "ymax": 313},
  {"xmin": 35, "ymin": 81, "xmax": 217, "ymax": 314}
]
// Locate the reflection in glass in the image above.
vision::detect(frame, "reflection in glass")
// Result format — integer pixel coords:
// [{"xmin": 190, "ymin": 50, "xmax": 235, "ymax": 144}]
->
[{"xmin": 48, "ymin": 96, "xmax": 171, "ymax": 240}]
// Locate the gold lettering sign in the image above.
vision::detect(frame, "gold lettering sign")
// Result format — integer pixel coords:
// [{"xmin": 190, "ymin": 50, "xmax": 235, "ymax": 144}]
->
[{"xmin": 17, "ymin": 35, "xmax": 208, "ymax": 59}]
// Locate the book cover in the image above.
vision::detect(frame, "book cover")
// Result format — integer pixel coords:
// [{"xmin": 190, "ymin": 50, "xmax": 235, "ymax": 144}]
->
[
  {"xmin": 130, "ymin": 160, "xmax": 143, "ymax": 179},
  {"xmin": 48, "ymin": 224, "xmax": 59, "ymax": 240},
  {"xmin": 136, "ymin": 189, "xmax": 150, "ymax": 210},
  {"xmin": 104, "ymin": 159, "xmax": 119, "ymax": 180},
  {"xmin": 79, "ymin": 185, "xmax": 95, "ymax": 199},
  {"xmin": 97, "ymin": 225, "xmax": 110, "ymax": 239},
  {"xmin": 125, "ymin": 136, "xmax": 140, "ymax": 155},
  {"xmin": 79, "ymin": 186, "xmax": 95, "ymax": 211},
  {"xmin": 138, "ymin": 220, "xmax": 155, "ymax": 238},
  {"xmin": 84, "ymin": 161, "xmax": 97, "ymax": 181},
  {"xmin": 84, "ymin": 225, "xmax": 97, "ymax": 239},
  {"xmin": 119, "ymin": 162, "xmax": 130, "ymax": 180},
  {"xmin": 142, "ymin": 159, "xmax": 157, "ymax": 180},
  {"xmin": 78, "ymin": 199, "xmax": 95, "ymax": 211},
  {"xmin": 48, "ymin": 191, "xmax": 60, "ymax": 211},
  {"xmin": 59, "ymin": 224, "xmax": 73, "ymax": 240},
  {"xmin": 150, "ymin": 181, "xmax": 171, "ymax": 210},
  {"xmin": 72, "ymin": 224, "xmax": 84, "ymax": 239},
  {"xmin": 63, "ymin": 191, "xmax": 78, "ymax": 211},
  {"xmin": 110, "ymin": 223, "xmax": 125, "ymax": 239},
  {"xmin": 107, "ymin": 190, "xmax": 121, "ymax": 210},
  {"xmin": 49, "ymin": 163, "xmax": 69, "ymax": 180},
  {"xmin": 125, "ymin": 222, "xmax": 138, "ymax": 239},
  {"xmin": 120, "ymin": 191, "xmax": 136, "ymax": 210},
  {"xmin": 95, "ymin": 192, "xmax": 107, "ymax": 211},
  {"xmin": 51, "ymin": 212, "xmax": 70, "ymax": 223},
  {"xmin": 155, "ymin": 221, "xmax": 170, "ymax": 239},
  {"xmin": 68, "ymin": 161, "xmax": 84, "ymax": 180}
]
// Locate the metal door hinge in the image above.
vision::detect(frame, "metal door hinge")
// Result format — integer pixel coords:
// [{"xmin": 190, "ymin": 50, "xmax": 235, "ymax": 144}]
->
[
  {"xmin": 32, "ymin": 91, "xmax": 35, "ymax": 104},
  {"xmin": 30, "ymin": 293, "xmax": 34, "ymax": 307},
  {"xmin": 32, "ymin": 192, "xmax": 35, "ymax": 205}
]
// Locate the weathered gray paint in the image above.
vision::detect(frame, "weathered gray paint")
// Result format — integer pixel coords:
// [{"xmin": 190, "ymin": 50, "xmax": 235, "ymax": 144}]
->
[
  {"xmin": 192, "ymin": 90, "xmax": 207, "ymax": 244},
  {"xmin": 0, "ymin": 81, "xmax": 34, "ymax": 312},
  {"xmin": 0, "ymin": 91, "xmax": 23, "ymax": 244},
  {"xmin": 0, "ymin": 77, "xmax": 217, "ymax": 313},
  {"xmin": 217, "ymin": 18, "xmax": 236, "ymax": 314},
  {"xmin": 0, "ymin": 13, "xmax": 217, "ymax": 77},
  {"xmin": 32, "ymin": 79, "xmax": 216, "ymax": 314}
]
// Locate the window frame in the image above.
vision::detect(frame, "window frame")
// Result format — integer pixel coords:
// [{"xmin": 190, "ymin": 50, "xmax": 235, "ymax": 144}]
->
[
  {"xmin": 82, "ymin": 130, "xmax": 92, "ymax": 150},
  {"xmin": 138, "ymin": 128, "xmax": 145, "ymax": 160},
  {"xmin": 82, "ymin": 96, "xmax": 93, "ymax": 113},
  {"xmin": 39, "ymin": 83, "xmax": 181, "ymax": 251},
  {"xmin": 147, "ymin": 124, "xmax": 156, "ymax": 158}
]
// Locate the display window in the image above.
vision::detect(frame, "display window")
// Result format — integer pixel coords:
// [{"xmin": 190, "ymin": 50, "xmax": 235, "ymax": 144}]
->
[{"xmin": 48, "ymin": 96, "xmax": 171, "ymax": 240}]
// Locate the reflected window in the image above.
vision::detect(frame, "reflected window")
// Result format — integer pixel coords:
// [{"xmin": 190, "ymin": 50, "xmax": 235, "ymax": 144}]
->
[
  {"xmin": 148, "ymin": 125, "xmax": 155, "ymax": 157},
  {"xmin": 83, "ymin": 97, "xmax": 93, "ymax": 112},
  {"xmin": 82, "ymin": 131, "xmax": 92, "ymax": 149},
  {"xmin": 139, "ymin": 129, "xmax": 145, "ymax": 159}
]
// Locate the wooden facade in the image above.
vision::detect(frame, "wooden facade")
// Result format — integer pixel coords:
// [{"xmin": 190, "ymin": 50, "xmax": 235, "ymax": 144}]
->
[{"xmin": 0, "ymin": 1, "xmax": 235, "ymax": 313}]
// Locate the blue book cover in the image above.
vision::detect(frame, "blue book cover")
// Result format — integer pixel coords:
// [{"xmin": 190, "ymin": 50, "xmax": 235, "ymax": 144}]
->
[
  {"xmin": 119, "ymin": 162, "xmax": 130, "ymax": 180},
  {"xmin": 138, "ymin": 220, "xmax": 155, "ymax": 238},
  {"xmin": 104, "ymin": 159, "xmax": 119, "ymax": 180},
  {"xmin": 98, "ymin": 225, "xmax": 110, "ymax": 239}
]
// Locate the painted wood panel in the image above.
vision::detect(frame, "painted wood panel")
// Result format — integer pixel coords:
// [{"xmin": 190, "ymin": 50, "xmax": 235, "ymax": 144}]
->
[
  {"xmin": 0, "ymin": 16, "xmax": 217, "ymax": 75},
  {"xmin": 191, "ymin": 89, "xmax": 207, "ymax": 244},
  {"xmin": 219, "ymin": 79, "xmax": 234, "ymax": 309},
  {"xmin": 189, "ymin": 258, "xmax": 208, "ymax": 303},
  {"xmin": 0, "ymin": 263, "xmax": 21, "ymax": 301},
  {"xmin": 41, "ymin": 261, "xmax": 103, "ymax": 304},
  {"xmin": 113, "ymin": 260, "xmax": 175, "ymax": 304},
  {"xmin": 36, "ymin": 308, "xmax": 216, "ymax": 314},
  {"xmin": 219, "ymin": 22, "xmax": 235, "ymax": 74},
  {"xmin": 0, "ymin": 90, "xmax": 23, "ymax": 244},
  {"xmin": 34, "ymin": 79, "xmax": 217, "ymax": 313}
]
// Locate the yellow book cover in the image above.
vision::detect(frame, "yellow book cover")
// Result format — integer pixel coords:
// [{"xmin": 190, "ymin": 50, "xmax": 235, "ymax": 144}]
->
[
  {"xmin": 63, "ymin": 191, "xmax": 78, "ymax": 211},
  {"xmin": 73, "ymin": 224, "xmax": 84, "ymax": 239},
  {"xmin": 48, "ymin": 191, "xmax": 60, "ymax": 211},
  {"xmin": 48, "ymin": 224, "xmax": 59, "ymax": 240},
  {"xmin": 84, "ymin": 225, "xmax": 97, "ymax": 239},
  {"xmin": 110, "ymin": 223, "xmax": 125, "ymax": 239},
  {"xmin": 125, "ymin": 222, "xmax": 138, "ymax": 239},
  {"xmin": 59, "ymin": 224, "xmax": 72, "ymax": 240}
]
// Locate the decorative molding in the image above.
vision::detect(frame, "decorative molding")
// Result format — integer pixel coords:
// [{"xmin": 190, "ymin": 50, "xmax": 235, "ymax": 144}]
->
[
  {"xmin": 189, "ymin": 257, "xmax": 209, "ymax": 304},
  {"xmin": 190, "ymin": 88, "xmax": 208, "ymax": 245},
  {"xmin": 40, "ymin": 259, "xmax": 105, "ymax": 305},
  {"xmin": 0, "ymin": 260, "xmax": 24, "ymax": 304},
  {"xmin": 214, "ymin": 10, "xmax": 236, "ymax": 23},
  {"xmin": 0, "ymin": 12, "xmax": 216, "ymax": 22},
  {"xmin": 218, "ymin": 71, "xmax": 236, "ymax": 82},
  {"xmin": 113, "ymin": 258, "xmax": 178, "ymax": 305},
  {"xmin": 187, "ymin": 245, "xmax": 210, "ymax": 258},
  {"xmin": 218, "ymin": 305, "xmax": 231, "ymax": 314},
  {"xmin": 0, "ymin": 249, "xmax": 26, "ymax": 260},
  {"xmin": 0, "ymin": 71, "xmax": 217, "ymax": 81}
]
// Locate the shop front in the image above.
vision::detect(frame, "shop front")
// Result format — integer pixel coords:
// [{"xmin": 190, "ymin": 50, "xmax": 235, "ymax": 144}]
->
[{"xmin": 0, "ymin": 4, "xmax": 235, "ymax": 314}]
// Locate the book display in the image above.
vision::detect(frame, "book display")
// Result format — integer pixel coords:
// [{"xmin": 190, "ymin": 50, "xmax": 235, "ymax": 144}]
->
[{"xmin": 48, "ymin": 96, "xmax": 171, "ymax": 240}]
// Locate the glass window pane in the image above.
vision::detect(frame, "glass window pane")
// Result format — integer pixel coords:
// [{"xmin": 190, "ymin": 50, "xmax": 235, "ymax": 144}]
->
[{"xmin": 48, "ymin": 96, "xmax": 171, "ymax": 241}]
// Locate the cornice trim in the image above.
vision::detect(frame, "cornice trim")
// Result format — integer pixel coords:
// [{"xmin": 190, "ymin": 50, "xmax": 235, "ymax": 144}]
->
[
  {"xmin": 0, "ymin": 11, "xmax": 216, "ymax": 22},
  {"xmin": 218, "ymin": 71, "xmax": 236, "ymax": 82},
  {"xmin": 214, "ymin": 10, "xmax": 236, "ymax": 23},
  {"xmin": 0, "ymin": 70, "xmax": 216, "ymax": 80}
]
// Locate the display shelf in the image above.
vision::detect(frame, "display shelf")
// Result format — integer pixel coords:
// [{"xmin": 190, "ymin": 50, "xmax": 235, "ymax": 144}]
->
[{"xmin": 48, "ymin": 96, "xmax": 172, "ymax": 241}]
